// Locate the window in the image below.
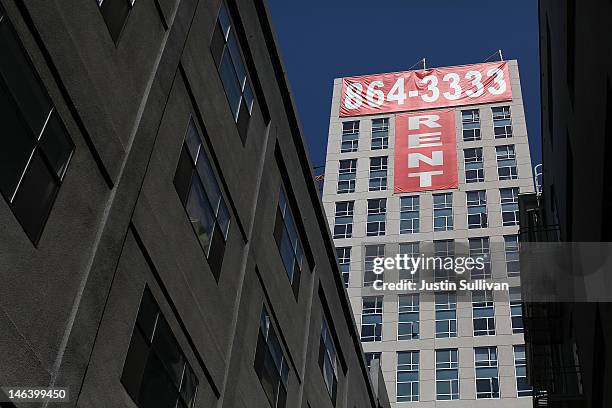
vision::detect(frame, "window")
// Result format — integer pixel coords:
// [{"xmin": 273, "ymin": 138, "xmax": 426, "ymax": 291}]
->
[
  {"xmin": 369, "ymin": 156, "xmax": 388, "ymax": 191},
  {"xmin": 333, "ymin": 201, "xmax": 354, "ymax": 239},
  {"xmin": 474, "ymin": 347, "xmax": 499, "ymax": 399},
  {"xmin": 462, "ymin": 109, "xmax": 481, "ymax": 141},
  {"xmin": 433, "ymin": 193, "xmax": 453, "ymax": 231},
  {"xmin": 398, "ymin": 242, "xmax": 419, "ymax": 281},
  {"xmin": 396, "ymin": 351, "xmax": 419, "ymax": 402},
  {"xmin": 510, "ymin": 287, "xmax": 524, "ymax": 334},
  {"xmin": 175, "ymin": 119, "xmax": 230, "ymax": 279},
  {"xmin": 336, "ymin": 247, "xmax": 351, "ymax": 288},
  {"xmin": 496, "ymin": 145, "xmax": 518, "ymax": 180},
  {"xmin": 319, "ymin": 318, "xmax": 338, "ymax": 403},
  {"xmin": 464, "ymin": 148, "xmax": 484, "ymax": 183},
  {"xmin": 364, "ymin": 245, "xmax": 385, "ymax": 287},
  {"xmin": 366, "ymin": 198, "xmax": 386, "ymax": 236},
  {"xmin": 398, "ymin": 294, "xmax": 419, "ymax": 340},
  {"xmin": 434, "ymin": 240, "xmax": 454, "ymax": 282},
  {"xmin": 400, "ymin": 196, "xmax": 419, "ymax": 234},
  {"xmin": 361, "ymin": 296, "xmax": 383, "ymax": 342},
  {"xmin": 337, "ymin": 159, "xmax": 357, "ymax": 193},
  {"xmin": 467, "ymin": 190, "xmax": 488, "ymax": 229},
  {"xmin": 435, "ymin": 293, "xmax": 457, "ymax": 338},
  {"xmin": 504, "ymin": 235, "xmax": 520, "ymax": 276},
  {"xmin": 492, "ymin": 106, "xmax": 512, "ymax": 138},
  {"xmin": 472, "ymin": 290, "xmax": 495, "ymax": 336},
  {"xmin": 0, "ymin": 12, "xmax": 74, "ymax": 244},
  {"xmin": 365, "ymin": 352, "xmax": 382, "ymax": 370},
  {"xmin": 255, "ymin": 307, "xmax": 289, "ymax": 408},
  {"xmin": 500, "ymin": 188, "xmax": 520, "ymax": 226},
  {"xmin": 210, "ymin": 3, "xmax": 255, "ymax": 142},
  {"xmin": 371, "ymin": 118, "xmax": 389, "ymax": 149},
  {"xmin": 341, "ymin": 121, "xmax": 359, "ymax": 153},
  {"xmin": 274, "ymin": 188, "xmax": 305, "ymax": 297},
  {"xmin": 121, "ymin": 287, "xmax": 198, "ymax": 408},
  {"xmin": 97, "ymin": 0, "xmax": 134, "ymax": 43},
  {"xmin": 514, "ymin": 345, "xmax": 532, "ymax": 397},
  {"xmin": 436, "ymin": 349, "xmax": 459, "ymax": 400},
  {"xmin": 469, "ymin": 237, "xmax": 491, "ymax": 279}
]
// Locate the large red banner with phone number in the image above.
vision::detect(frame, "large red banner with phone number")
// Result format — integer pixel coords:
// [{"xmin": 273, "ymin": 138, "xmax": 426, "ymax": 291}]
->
[
  {"xmin": 340, "ymin": 61, "xmax": 512, "ymax": 117},
  {"xmin": 394, "ymin": 109, "xmax": 457, "ymax": 193}
]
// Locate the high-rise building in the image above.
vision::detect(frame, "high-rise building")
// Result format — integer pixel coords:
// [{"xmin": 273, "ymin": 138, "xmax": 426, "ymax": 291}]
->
[
  {"xmin": 323, "ymin": 60, "xmax": 535, "ymax": 407},
  {"xmin": 0, "ymin": 1, "xmax": 389, "ymax": 407}
]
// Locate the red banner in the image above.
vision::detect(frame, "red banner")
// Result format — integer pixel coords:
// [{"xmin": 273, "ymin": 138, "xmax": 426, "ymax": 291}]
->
[
  {"xmin": 394, "ymin": 109, "xmax": 457, "ymax": 193},
  {"xmin": 340, "ymin": 61, "xmax": 512, "ymax": 117}
]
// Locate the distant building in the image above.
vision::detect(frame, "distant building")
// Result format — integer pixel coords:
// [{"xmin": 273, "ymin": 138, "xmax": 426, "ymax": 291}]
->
[
  {"xmin": 519, "ymin": 1, "xmax": 612, "ymax": 407},
  {"xmin": 322, "ymin": 60, "xmax": 535, "ymax": 407},
  {"xmin": 0, "ymin": 1, "xmax": 388, "ymax": 407}
]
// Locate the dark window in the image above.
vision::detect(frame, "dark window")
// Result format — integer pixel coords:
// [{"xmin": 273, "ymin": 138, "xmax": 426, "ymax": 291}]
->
[
  {"xmin": 174, "ymin": 118, "xmax": 230, "ymax": 280},
  {"xmin": 97, "ymin": 0, "xmax": 133, "ymax": 43},
  {"xmin": 510, "ymin": 287, "xmax": 524, "ymax": 334},
  {"xmin": 341, "ymin": 121, "xmax": 359, "ymax": 153},
  {"xmin": 121, "ymin": 287, "xmax": 198, "ymax": 408},
  {"xmin": 369, "ymin": 156, "xmax": 387, "ymax": 191},
  {"xmin": 467, "ymin": 190, "xmax": 487, "ymax": 229},
  {"xmin": 514, "ymin": 345, "xmax": 532, "ymax": 396},
  {"xmin": 400, "ymin": 196, "xmax": 419, "ymax": 234},
  {"xmin": 435, "ymin": 293, "xmax": 457, "ymax": 338},
  {"xmin": 464, "ymin": 147, "xmax": 484, "ymax": 183},
  {"xmin": 474, "ymin": 347, "xmax": 499, "ymax": 399},
  {"xmin": 365, "ymin": 352, "xmax": 381, "ymax": 369},
  {"xmin": 318, "ymin": 317, "xmax": 338, "ymax": 403},
  {"xmin": 363, "ymin": 244, "xmax": 384, "ymax": 287},
  {"xmin": 361, "ymin": 296, "xmax": 383, "ymax": 342},
  {"xmin": 210, "ymin": 2, "xmax": 255, "ymax": 143},
  {"xmin": 433, "ymin": 193, "xmax": 453, "ymax": 231},
  {"xmin": 333, "ymin": 201, "xmax": 354, "ymax": 239},
  {"xmin": 436, "ymin": 349, "xmax": 459, "ymax": 400},
  {"xmin": 469, "ymin": 237, "xmax": 491, "ymax": 280},
  {"xmin": 366, "ymin": 198, "xmax": 386, "ymax": 236},
  {"xmin": 500, "ymin": 187, "xmax": 520, "ymax": 226},
  {"xmin": 0, "ymin": 12, "xmax": 74, "ymax": 244},
  {"xmin": 371, "ymin": 118, "xmax": 389, "ymax": 149},
  {"xmin": 472, "ymin": 290, "xmax": 495, "ymax": 336},
  {"xmin": 274, "ymin": 187, "xmax": 305, "ymax": 298},
  {"xmin": 496, "ymin": 145, "xmax": 518, "ymax": 180},
  {"xmin": 461, "ymin": 109, "xmax": 481, "ymax": 141},
  {"xmin": 396, "ymin": 351, "xmax": 419, "ymax": 402},
  {"xmin": 337, "ymin": 159, "xmax": 357, "ymax": 193},
  {"xmin": 398, "ymin": 294, "xmax": 419, "ymax": 340},
  {"xmin": 492, "ymin": 106, "xmax": 512, "ymax": 138},
  {"xmin": 254, "ymin": 307, "xmax": 289, "ymax": 408},
  {"xmin": 335, "ymin": 247, "xmax": 351, "ymax": 288}
]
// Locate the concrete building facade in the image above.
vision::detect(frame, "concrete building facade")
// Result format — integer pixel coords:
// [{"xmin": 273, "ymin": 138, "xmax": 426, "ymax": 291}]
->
[
  {"xmin": 517, "ymin": 1, "xmax": 612, "ymax": 407},
  {"xmin": 323, "ymin": 60, "xmax": 535, "ymax": 407},
  {"xmin": 0, "ymin": 0, "xmax": 389, "ymax": 407}
]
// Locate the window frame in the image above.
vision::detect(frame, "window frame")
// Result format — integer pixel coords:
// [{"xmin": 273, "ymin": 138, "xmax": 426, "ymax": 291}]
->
[
  {"xmin": 361, "ymin": 296, "xmax": 383, "ymax": 342},
  {"xmin": 467, "ymin": 190, "xmax": 488, "ymax": 229},
  {"xmin": 500, "ymin": 188, "xmax": 520, "ymax": 226},
  {"xmin": 474, "ymin": 346, "xmax": 500, "ymax": 399},
  {"xmin": 464, "ymin": 147, "xmax": 484, "ymax": 183},
  {"xmin": 472, "ymin": 290, "xmax": 496, "ymax": 336},
  {"xmin": 436, "ymin": 349, "xmax": 459, "ymax": 400},
  {"xmin": 496, "ymin": 145, "xmax": 518, "ymax": 180},
  {"xmin": 396, "ymin": 351, "xmax": 419, "ymax": 402},
  {"xmin": 492, "ymin": 106, "xmax": 513, "ymax": 139},
  {"xmin": 366, "ymin": 198, "xmax": 386, "ymax": 237},
  {"xmin": 333, "ymin": 201, "xmax": 354, "ymax": 239},
  {"xmin": 433, "ymin": 193, "xmax": 453, "ymax": 232},
  {"xmin": 461, "ymin": 109, "xmax": 481, "ymax": 142},
  {"xmin": 400, "ymin": 196, "xmax": 420, "ymax": 234},
  {"xmin": 368, "ymin": 156, "xmax": 388, "ymax": 191},
  {"xmin": 435, "ymin": 292, "xmax": 457, "ymax": 338},
  {"xmin": 341, "ymin": 121, "xmax": 359, "ymax": 153},
  {"xmin": 337, "ymin": 158, "xmax": 357, "ymax": 194},
  {"xmin": 336, "ymin": 246, "xmax": 351, "ymax": 288},
  {"xmin": 371, "ymin": 118, "xmax": 389, "ymax": 150},
  {"xmin": 398, "ymin": 294, "xmax": 420, "ymax": 341}
]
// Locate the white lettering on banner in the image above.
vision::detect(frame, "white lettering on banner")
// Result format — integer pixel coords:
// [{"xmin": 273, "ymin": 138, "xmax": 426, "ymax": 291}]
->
[
  {"xmin": 408, "ymin": 171, "xmax": 444, "ymax": 188},
  {"xmin": 408, "ymin": 132, "xmax": 442, "ymax": 148},
  {"xmin": 408, "ymin": 115, "xmax": 440, "ymax": 130},
  {"xmin": 408, "ymin": 151, "xmax": 443, "ymax": 168},
  {"xmin": 407, "ymin": 114, "xmax": 444, "ymax": 188}
]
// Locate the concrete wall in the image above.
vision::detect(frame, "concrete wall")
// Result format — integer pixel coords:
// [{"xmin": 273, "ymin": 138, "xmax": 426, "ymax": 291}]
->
[{"xmin": 0, "ymin": 0, "xmax": 388, "ymax": 407}]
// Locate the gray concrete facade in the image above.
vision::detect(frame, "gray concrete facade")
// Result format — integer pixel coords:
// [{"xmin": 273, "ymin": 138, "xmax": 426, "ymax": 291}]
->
[
  {"xmin": 322, "ymin": 60, "xmax": 535, "ymax": 407},
  {"xmin": 0, "ymin": 1, "xmax": 389, "ymax": 407}
]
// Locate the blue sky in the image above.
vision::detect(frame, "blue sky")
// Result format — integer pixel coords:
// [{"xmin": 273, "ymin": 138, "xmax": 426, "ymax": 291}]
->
[{"xmin": 267, "ymin": 0, "xmax": 541, "ymax": 173}]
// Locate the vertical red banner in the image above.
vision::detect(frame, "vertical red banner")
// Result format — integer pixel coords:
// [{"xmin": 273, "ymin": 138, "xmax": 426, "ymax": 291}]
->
[{"xmin": 394, "ymin": 109, "xmax": 458, "ymax": 193}]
